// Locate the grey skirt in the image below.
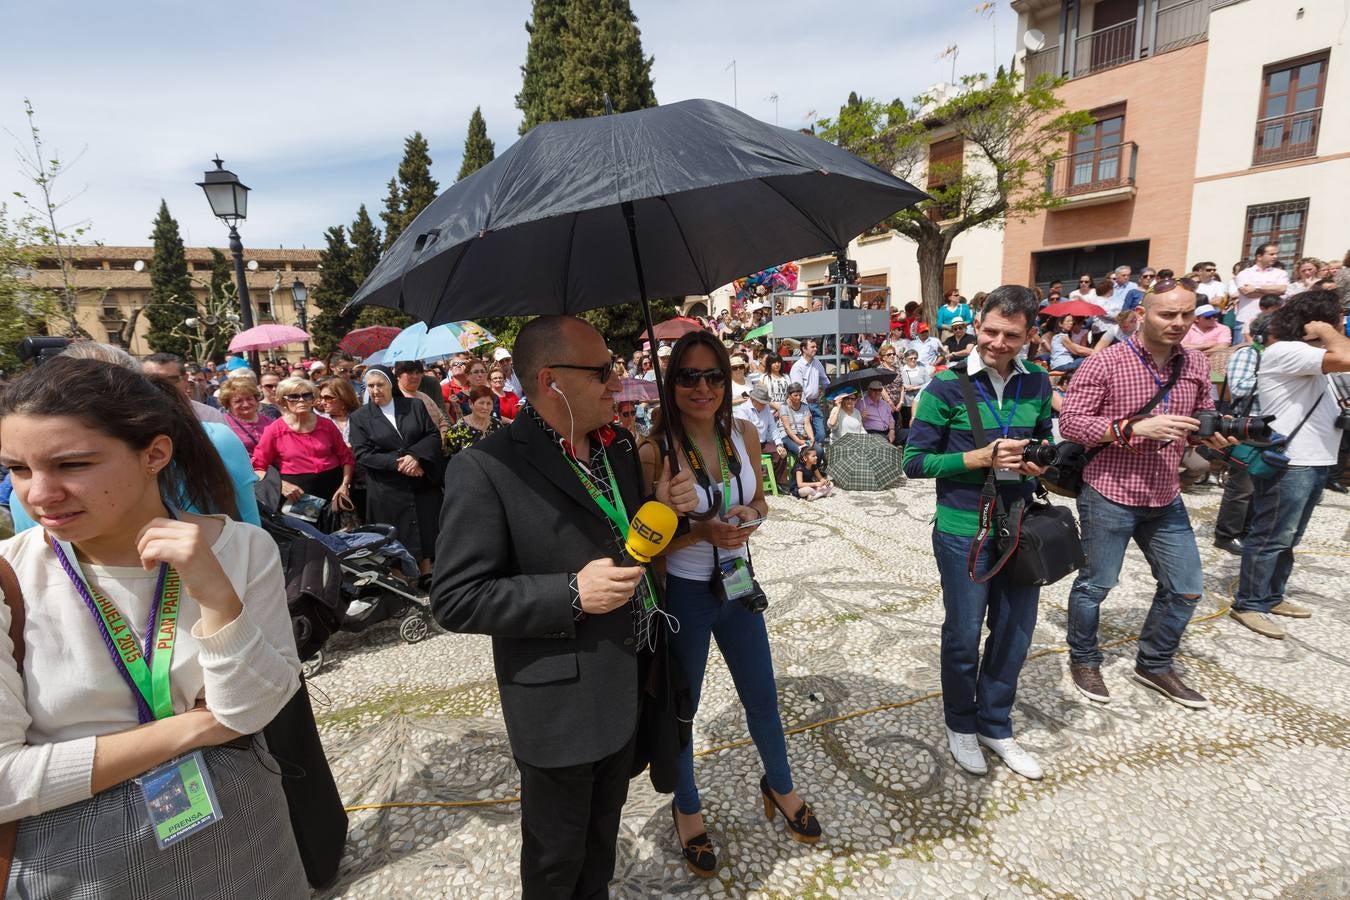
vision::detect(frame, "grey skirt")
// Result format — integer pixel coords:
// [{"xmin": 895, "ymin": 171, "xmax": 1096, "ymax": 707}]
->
[{"xmin": 7, "ymin": 739, "xmax": 307, "ymax": 899}]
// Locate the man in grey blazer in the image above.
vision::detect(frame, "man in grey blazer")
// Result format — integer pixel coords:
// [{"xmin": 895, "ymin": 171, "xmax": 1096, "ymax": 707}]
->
[{"xmin": 431, "ymin": 315, "xmax": 696, "ymax": 899}]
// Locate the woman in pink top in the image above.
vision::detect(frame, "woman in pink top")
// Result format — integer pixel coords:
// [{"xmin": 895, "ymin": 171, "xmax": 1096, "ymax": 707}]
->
[{"xmin": 250, "ymin": 376, "xmax": 354, "ymax": 508}]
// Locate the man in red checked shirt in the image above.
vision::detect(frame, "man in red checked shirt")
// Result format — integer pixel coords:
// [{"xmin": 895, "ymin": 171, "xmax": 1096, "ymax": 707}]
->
[{"xmin": 1059, "ymin": 281, "xmax": 1238, "ymax": 710}]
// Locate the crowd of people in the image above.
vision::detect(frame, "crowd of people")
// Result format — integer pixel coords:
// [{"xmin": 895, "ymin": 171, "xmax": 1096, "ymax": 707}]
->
[{"xmin": 0, "ymin": 243, "xmax": 1347, "ymax": 897}]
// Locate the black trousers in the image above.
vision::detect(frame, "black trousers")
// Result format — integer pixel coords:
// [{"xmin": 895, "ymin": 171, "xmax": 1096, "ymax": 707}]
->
[
  {"xmin": 515, "ymin": 731, "xmax": 636, "ymax": 900},
  {"xmin": 1214, "ymin": 462, "xmax": 1254, "ymax": 542}
]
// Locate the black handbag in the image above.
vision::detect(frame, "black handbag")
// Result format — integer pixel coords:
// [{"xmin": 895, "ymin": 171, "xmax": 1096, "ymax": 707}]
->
[
  {"xmin": 956, "ymin": 372, "xmax": 1084, "ymax": 587},
  {"xmin": 1039, "ymin": 353, "xmax": 1184, "ymax": 498}
]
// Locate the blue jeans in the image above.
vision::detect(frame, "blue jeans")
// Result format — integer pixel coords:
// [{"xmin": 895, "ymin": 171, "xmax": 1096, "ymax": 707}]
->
[
  {"xmin": 1234, "ymin": 465, "xmax": 1330, "ymax": 612},
  {"xmin": 1066, "ymin": 485, "xmax": 1204, "ymax": 672},
  {"xmin": 782, "ymin": 434, "xmax": 807, "ymax": 458},
  {"xmin": 665, "ymin": 574, "xmax": 792, "ymax": 815},
  {"xmin": 807, "ymin": 402, "xmax": 827, "ymax": 454},
  {"xmin": 932, "ymin": 530, "xmax": 1040, "ymax": 738}
]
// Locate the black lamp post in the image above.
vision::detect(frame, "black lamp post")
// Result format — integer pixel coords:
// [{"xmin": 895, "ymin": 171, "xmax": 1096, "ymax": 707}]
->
[
  {"xmin": 196, "ymin": 157, "xmax": 258, "ymax": 368},
  {"xmin": 290, "ymin": 278, "xmax": 311, "ymax": 357}
]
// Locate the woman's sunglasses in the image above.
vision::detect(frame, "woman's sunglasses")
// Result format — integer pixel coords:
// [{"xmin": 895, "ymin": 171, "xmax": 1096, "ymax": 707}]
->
[
  {"xmin": 672, "ymin": 368, "xmax": 728, "ymax": 389},
  {"xmin": 283, "ymin": 392, "xmax": 314, "ymax": 402}
]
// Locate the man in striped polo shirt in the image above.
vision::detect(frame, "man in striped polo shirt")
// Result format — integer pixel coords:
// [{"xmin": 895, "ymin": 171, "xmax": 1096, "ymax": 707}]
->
[{"xmin": 903, "ymin": 285, "xmax": 1055, "ymax": 780}]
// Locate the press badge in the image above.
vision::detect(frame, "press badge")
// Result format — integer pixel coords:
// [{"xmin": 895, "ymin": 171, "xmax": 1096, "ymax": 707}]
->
[
  {"xmin": 718, "ymin": 556, "xmax": 756, "ymax": 601},
  {"xmin": 137, "ymin": 750, "xmax": 223, "ymax": 849}
]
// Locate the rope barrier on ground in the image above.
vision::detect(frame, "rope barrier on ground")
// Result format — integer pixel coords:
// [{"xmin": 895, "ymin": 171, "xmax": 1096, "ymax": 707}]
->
[{"xmin": 341, "ymin": 551, "xmax": 1349, "ymax": 814}]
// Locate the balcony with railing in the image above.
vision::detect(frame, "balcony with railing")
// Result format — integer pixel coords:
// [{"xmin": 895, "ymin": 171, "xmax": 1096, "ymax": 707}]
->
[
  {"xmin": 1021, "ymin": 0, "xmax": 1214, "ymax": 82},
  {"xmin": 1252, "ymin": 108, "xmax": 1321, "ymax": 166},
  {"xmin": 1046, "ymin": 142, "xmax": 1138, "ymax": 207}
]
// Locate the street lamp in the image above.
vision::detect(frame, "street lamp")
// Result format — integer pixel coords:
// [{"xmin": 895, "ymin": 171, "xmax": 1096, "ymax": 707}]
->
[
  {"xmin": 291, "ymin": 278, "xmax": 311, "ymax": 357},
  {"xmin": 196, "ymin": 157, "xmax": 258, "ymax": 368}
]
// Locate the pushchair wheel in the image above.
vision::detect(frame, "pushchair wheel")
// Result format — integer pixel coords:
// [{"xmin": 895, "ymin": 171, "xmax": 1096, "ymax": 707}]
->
[
  {"xmin": 301, "ymin": 649, "xmax": 325, "ymax": 679},
  {"xmin": 399, "ymin": 615, "xmax": 431, "ymax": 644}
]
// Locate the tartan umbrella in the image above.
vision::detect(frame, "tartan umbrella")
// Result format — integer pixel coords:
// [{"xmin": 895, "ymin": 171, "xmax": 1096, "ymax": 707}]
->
[
  {"xmin": 826, "ymin": 433, "xmax": 906, "ymax": 492},
  {"xmin": 338, "ymin": 325, "xmax": 401, "ymax": 357}
]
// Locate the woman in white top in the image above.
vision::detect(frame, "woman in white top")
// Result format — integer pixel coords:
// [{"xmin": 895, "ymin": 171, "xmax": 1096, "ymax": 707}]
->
[
  {"xmin": 898, "ymin": 349, "xmax": 933, "ymax": 428},
  {"xmin": 0, "ymin": 356, "xmax": 304, "ymax": 897},
  {"xmin": 1068, "ymin": 273, "xmax": 1097, "ymax": 302},
  {"xmin": 760, "ymin": 355, "xmax": 791, "ymax": 404},
  {"xmin": 638, "ymin": 331, "xmax": 821, "ymax": 878},
  {"xmin": 828, "ymin": 390, "xmax": 867, "ymax": 439}
]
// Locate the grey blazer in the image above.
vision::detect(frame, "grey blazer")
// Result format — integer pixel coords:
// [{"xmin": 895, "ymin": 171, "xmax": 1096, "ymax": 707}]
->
[{"xmin": 429, "ymin": 413, "xmax": 646, "ymax": 768}]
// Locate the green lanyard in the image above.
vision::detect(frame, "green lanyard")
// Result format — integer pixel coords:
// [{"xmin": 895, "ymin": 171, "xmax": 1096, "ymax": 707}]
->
[
  {"xmin": 684, "ymin": 435, "xmax": 733, "ymax": 514},
  {"xmin": 52, "ymin": 538, "xmax": 180, "ymax": 723},
  {"xmin": 565, "ymin": 449, "xmax": 657, "ymax": 611}
]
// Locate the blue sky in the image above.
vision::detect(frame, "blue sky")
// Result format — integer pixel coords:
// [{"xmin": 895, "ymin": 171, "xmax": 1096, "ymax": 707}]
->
[{"xmin": 0, "ymin": 0, "xmax": 1017, "ymax": 250}]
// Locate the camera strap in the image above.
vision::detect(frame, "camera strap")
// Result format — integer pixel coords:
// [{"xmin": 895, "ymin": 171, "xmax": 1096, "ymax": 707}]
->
[
  {"xmin": 956, "ymin": 372, "xmax": 1024, "ymax": 583},
  {"xmin": 1082, "ymin": 350, "xmax": 1185, "ymax": 465}
]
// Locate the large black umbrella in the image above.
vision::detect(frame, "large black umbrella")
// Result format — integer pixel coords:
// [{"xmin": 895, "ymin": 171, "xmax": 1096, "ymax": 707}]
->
[
  {"xmin": 348, "ymin": 98, "xmax": 924, "ymax": 322},
  {"xmin": 347, "ymin": 98, "xmax": 924, "ymax": 502}
]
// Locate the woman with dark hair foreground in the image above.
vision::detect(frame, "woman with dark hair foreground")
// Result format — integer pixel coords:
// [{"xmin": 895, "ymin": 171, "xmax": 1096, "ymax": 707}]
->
[
  {"xmin": 0, "ymin": 356, "xmax": 304, "ymax": 897},
  {"xmin": 639, "ymin": 330, "xmax": 821, "ymax": 878}
]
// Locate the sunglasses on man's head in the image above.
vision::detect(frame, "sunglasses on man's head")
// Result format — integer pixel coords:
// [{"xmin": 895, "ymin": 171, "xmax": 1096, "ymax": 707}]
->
[
  {"xmin": 672, "ymin": 368, "xmax": 727, "ymax": 389},
  {"xmin": 283, "ymin": 392, "xmax": 314, "ymax": 402},
  {"xmin": 547, "ymin": 362, "xmax": 613, "ymax": 383}
]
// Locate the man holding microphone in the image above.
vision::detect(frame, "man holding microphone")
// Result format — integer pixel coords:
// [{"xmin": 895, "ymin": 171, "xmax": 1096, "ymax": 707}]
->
[{"xmin": 431, "ymin": 315, "xmax": 696, "ymax": 899}]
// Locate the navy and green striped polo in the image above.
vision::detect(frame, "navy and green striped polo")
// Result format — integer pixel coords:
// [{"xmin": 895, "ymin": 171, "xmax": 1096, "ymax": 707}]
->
[{"xmin": 901, "ymin": 358, "xmax": 1055, "ymax": 536}]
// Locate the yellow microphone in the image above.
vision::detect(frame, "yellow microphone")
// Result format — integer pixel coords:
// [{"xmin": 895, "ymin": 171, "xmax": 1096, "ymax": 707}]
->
[{"xmin": 624, "ymin": 501, "xmax": 678, "ymax": 563}]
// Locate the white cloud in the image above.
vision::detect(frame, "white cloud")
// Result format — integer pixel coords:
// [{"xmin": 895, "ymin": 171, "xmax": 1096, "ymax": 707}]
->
[{"xmin": 0, "ymin": 0, "xmax": 1016, "ymax": 248}]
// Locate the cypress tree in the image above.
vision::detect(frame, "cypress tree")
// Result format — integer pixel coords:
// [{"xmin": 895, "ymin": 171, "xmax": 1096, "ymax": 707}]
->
[
  {"xmin": 517, "ymin": 0, "xmax": 569, "ymax": 133},
  {"xmin": 145, "ymin": 200, "xmax": 195, "ymax": 356},
  {"xmin": 306, "ymin": 226, "xmax": 359, "ymax": 357},
  {"xmin": 379, "ymin": 177, "xmax": 402, "ymax": 251},
  {"xmin": 556, "ymin": 0, "xmax": 656, "ymax": 121},
  {"xmin": 457, "ymin": 107, "xmax": 496, "ymax": 181},
  {"xmin": 208, "ymin": 247, "xmax": 233, "ymax": 301},
  {"xmin": 396, "ymin": 132, "xmax": 439, "ymax": 234},
  {"xmin": 348, "ymin": 204, "xmax": 382, "ymax": 284}
]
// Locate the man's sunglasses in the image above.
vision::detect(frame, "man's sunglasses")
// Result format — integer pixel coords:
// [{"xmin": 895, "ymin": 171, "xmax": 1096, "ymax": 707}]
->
[
  {"xmin": 672, "ymin": 368, "xmax": 728, "ymax": 389},
  {"xmin": 548, "ymin": 362, "xmax": 614, "ymax": 383},
  {"xmin": 283, "ymin": 392, "xmax": 314, "ymax": 402}
]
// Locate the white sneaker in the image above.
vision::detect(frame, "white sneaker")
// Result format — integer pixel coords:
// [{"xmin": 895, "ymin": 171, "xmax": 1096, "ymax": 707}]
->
[
  {"xmin": 977, "ymin": 735, "xmax": 1044, "ymax": 780},
  {"xmin": 946, "ymin": 728, "xmax": 987, "ymax": 775}
]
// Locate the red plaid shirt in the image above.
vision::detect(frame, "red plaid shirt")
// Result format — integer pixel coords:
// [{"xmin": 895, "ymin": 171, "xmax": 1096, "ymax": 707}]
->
[{"xmin": 1059, "ymin": 335, "xmax": 1214, "ymax": 508}]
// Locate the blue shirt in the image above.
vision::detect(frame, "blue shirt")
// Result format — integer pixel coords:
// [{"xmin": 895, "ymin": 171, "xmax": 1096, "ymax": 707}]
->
[
  {"xmin": 8, "ymin": 422, "xmax": 260, "ymax": 532},
  {"xmin": 788, "ymin": 357, "xmax": 830, "ymax": 403},
  {"xmin": 937, "ymin": 303, "xmax": 973, "ymax": 330}
]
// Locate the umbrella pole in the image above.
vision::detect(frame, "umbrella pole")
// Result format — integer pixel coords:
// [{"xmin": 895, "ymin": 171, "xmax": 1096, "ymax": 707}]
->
[{"xmin": 622, "ymin": 201, "xmax": 683, "ymax": 479}]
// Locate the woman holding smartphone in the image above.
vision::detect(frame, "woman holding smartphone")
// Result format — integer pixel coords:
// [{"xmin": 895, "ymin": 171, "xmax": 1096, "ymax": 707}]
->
[{"xmin": 639, "ymin": 331, "xmax": 821, "ymax": 879}]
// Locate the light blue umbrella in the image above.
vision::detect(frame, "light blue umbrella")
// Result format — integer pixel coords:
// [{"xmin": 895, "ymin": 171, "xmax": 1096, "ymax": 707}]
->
[
  {"xmin": 362, "ymin": 348, "xmax": 389, "ymax": 367},
  {"xmin": 383, "ymin": 322, "xmax": 467, "ymax": 362}
]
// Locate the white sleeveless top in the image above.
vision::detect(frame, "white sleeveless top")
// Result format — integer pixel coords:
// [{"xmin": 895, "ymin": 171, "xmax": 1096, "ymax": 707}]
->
[{"xmin": 665, "ymin": 426, "xmax": 756, "ymax": 580}]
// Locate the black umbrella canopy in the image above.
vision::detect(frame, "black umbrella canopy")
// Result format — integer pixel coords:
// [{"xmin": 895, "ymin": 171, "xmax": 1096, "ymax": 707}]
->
[{"xmin": 348, "ymin": 98, "xmax": 926, "ymax": 324}]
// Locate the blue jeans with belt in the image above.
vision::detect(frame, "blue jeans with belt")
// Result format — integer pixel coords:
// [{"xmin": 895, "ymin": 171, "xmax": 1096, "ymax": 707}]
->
[
  {"xmin": 1066, "ymin": 485, "xmax": 1204, "ymax": 672},
  {"xmin": 665, "ymin": 573, "xmax": 793, "ymax": 815},
  {"xmin": 932, "ymin": 530, "xmax": 1040, "ymax": 738},
  {"xmin": 1234, "ymin": 465, "xmax": 1331, "ymax": 612}
]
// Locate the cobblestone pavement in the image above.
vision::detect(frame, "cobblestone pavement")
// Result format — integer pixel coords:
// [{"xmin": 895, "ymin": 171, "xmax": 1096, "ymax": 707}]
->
[{"xmin": 309, "ymin": 481, "xmax": 1350, "ymax": 899}]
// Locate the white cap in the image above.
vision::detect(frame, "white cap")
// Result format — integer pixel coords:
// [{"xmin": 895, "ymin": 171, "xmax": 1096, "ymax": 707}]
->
[
  {"xmin": 1195, "ymin": 304, "xmax": 1220, "ymax": 317},
  {"xmin": 493, "ymin": 347, "xmax": 512, "ymax": 361},
  {"xmin": 308, "ymin": 361, "xmax": 327, "ymax": 373},
  {"xmin": 657, "ymin": 345, "xmax": 673, "ymax": 357}
]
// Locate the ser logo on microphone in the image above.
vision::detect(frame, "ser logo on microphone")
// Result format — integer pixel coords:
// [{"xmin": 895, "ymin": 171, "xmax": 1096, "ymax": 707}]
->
[{"xmin": 631, "ymin": 517, "xmax": 664, "ymax": 544}]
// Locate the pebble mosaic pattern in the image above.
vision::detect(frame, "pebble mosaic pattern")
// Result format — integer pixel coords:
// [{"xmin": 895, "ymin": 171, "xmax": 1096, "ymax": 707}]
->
[{"xmin": 310, "ymin": 481, "xmax": 1350, "ymax": 898}]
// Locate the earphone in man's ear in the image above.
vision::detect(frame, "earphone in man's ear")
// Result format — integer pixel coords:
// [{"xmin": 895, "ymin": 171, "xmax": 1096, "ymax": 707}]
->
[{"xmin": 548, "ymin": 380, "xmax": 560, "ymax": 393}]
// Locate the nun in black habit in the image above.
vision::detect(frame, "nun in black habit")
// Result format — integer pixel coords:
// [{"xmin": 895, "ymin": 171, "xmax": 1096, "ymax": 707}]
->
[{"xmin": 348, "ymin": 365, "xmax": 445, "ymax": 572}]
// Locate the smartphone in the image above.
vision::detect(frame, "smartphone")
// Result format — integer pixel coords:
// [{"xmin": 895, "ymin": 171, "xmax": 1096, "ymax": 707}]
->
[{"xmin": 735, "ymin": 516, "xmax": 767, "ymax": 530}]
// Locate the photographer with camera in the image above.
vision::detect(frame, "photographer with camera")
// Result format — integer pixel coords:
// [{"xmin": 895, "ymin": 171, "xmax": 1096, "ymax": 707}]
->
[
  {"xmin": 902, "ymin": 286, "xmax": 1055, "ymax": 779},
  {"xmin": 1060, "ymin": 281, "xmax": 1237, "ymax": 709},
  {"xmin": 1231, "ymin": 291, "xmax": 1350, "ymax": 639}
]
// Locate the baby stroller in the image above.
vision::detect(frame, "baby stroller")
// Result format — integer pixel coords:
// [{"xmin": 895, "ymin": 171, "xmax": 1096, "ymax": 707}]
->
[{"xmin": 254, "ymin": 470, "xmax": 436, "ymax": 677}]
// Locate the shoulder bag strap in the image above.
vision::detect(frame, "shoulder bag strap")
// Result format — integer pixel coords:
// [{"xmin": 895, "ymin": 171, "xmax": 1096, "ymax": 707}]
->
[
  {"xmin": 1083, "ymin": 350, "xmax": 1186, "ymax": 464},
  {"xmin": 956, "ymin": 372, "xmax": 1021, "ymax": 582},
  {"xmin": 1, "ymin": 555, "xmax": 24, "ymax": 895}
]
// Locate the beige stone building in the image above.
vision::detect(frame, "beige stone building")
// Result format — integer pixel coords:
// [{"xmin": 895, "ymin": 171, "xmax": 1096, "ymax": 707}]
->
[{"xmin": 24, "ymin": 245, "xmax": 323, "ymax": 358}]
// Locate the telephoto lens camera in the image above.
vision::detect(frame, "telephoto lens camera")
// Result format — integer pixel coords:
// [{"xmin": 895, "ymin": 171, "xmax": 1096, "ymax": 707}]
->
[
  {"xmin": 17, "ymin": 335, "xmax": 70, "ymax": 365},
  {"xmin": 1195, "ymin": 410, "xmax": 1277, "ymax": 443},
  {"xmin": 1021, "ymin": 442, "xmax": 1058, "ymax": 467}
]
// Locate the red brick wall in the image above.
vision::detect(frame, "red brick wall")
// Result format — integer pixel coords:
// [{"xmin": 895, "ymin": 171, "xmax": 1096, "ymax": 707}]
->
[{"xmin": 1002, "ymin": 42, "xmax": 1209, "ymax": 283}]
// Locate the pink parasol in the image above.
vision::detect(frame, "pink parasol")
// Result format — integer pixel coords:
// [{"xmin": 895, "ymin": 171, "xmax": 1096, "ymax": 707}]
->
[
  {"xmin": 1041, "ymin": 300, "xmax": 1107, "ymax": 318},
  {"xmin": 616, "ymin": 378, "xmax": 660, "ymax": 403},
  {"xmin": 228, "ymin": 324, "xmax": 312, "ymax": 352}
]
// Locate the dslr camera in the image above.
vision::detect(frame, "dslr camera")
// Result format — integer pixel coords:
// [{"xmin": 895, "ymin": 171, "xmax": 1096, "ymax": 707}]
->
[
  {"xmin": 1021, "ymin": 442, "xmax": 1059, "ymax": 467},
  {"xmin": 1195, "ymin": 410, "xmax": 1278, "ymax": 444}
]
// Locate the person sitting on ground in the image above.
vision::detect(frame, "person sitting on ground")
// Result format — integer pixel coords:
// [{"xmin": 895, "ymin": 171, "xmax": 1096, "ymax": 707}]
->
[{"xmin": 791, "ymin": 445, "xmax": 833, "ymax": 501}]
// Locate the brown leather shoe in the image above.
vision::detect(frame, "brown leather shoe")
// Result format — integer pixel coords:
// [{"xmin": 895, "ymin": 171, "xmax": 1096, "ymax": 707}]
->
[
  {"xmin": 1132, "ymin": 667, "xmax": 1211, "ymax": 709},
  {"xmin": 1268, "ymin": 600, "xmax": 1311, "ymax": 619},
  {"xmin": 1070, "ymin": 663, "xmax": 1110, "ymax": 703}
]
